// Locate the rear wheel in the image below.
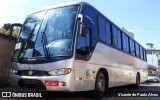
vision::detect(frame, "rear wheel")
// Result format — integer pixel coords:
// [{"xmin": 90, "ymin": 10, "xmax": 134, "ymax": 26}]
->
[
  {"xmin": 94, "ymin": 71, "xmax": 106, "ymax": 99},
  {"xmin": 135, "ymin": 74, "xmax": 140, "ymax": 89}
]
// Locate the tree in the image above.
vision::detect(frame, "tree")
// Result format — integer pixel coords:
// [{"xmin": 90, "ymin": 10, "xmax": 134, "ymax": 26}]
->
[
  {"xmin": 12, "ymin": 27, "xmax": 20, "ymax": 37},
  {"xmin": 148, "ymin": 64, "xmax": 157, "ymax": 73},
  {"xmin": 3, "ymin": 23, "xmax": 11, "ymax": 30},
  {"xmin": 0, "ymin": 23, "xmax": 20, "ymax": 38},
  {"xmin": 0, "ymin": 27, "xmax": 9, "ymax": 35}
]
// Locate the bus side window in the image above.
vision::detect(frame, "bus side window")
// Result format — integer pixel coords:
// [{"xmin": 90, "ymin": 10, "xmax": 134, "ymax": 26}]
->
[
  {"xmin": 98, "ymin": 16, "xmax": 106, "ymax": 42},
  {"xmin": 76, "ymin": 28, "xmax": 91, "ymax": 60},
  {"xmin": 135, "ymin": 43, "xmax": 140, "ymax": 58},
  {"xmin": 143, "ymin": 49, "xmax": 147, "ymax": 61},
  {"xmin": 112, "ymin": 25, "xmax": 121, "ymax": 49},
  {"xmin": 122, "ymin": 33, "xmax": 129, "ymax": 53},
  {"xmin": 129, "ymin": 38, "xmax": 135, "ymax": 56},
  {"xmin": 106, "ymin": 21, "xmax": 111, "ymax": 45},
  {"xmin": 140, "ymin": 46, "xmax": 144, "ymax": 60}
]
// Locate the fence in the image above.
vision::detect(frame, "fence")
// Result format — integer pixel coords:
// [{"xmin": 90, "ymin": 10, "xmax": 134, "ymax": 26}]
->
[{"xmin": 0, "ymin": 36, "xmax": 15, "ymax": 87}]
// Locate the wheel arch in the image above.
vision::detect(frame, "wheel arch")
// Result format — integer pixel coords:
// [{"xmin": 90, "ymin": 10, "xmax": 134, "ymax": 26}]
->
[
  {"xmin": 137, "ymin": 72, "xmax": 140, "ymax": 79},
  {"xmin": 137, "ymin": 72, "xmax": 140, "ymax": 81},
  {"xmin": 96, "ymin": 68, "xmax": 109, "ymax": 89}
]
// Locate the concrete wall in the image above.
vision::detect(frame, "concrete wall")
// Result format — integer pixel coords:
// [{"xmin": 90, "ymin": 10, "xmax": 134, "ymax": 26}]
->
[
  {"xmin": 147, "ymin": 54, "xmax": 158, "ymax": 67},
  {"xmin": 0, "ymin": 36, "xmax": 15, "ymax": 87}
]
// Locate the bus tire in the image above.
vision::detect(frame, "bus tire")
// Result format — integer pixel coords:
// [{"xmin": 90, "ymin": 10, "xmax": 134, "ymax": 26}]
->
[
  {"xmin": 94, "ymin": 71, "xmax": 106, "ymax": 99},
  {"xmin": 135, "ymin": 74, "xmax": 140, "ymax": 89}
]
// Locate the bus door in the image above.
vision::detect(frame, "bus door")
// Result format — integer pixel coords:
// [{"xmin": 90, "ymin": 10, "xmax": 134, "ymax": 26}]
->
[
  {"xmin": 74, "ymin": 4, "xmax": 98, "ymax": 91},
  {"xmin": 74, "ymin": 20, "xmax": 93, "ymax": 91}
]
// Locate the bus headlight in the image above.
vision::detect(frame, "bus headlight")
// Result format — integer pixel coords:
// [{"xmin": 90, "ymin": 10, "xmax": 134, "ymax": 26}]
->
[
  {"xmin": 48, "ymin": 68, "xmax": 72, "ymax": 76},
  {"xmin": 10, "ymin": 68, "xmax": 18, "ymax": 74}
]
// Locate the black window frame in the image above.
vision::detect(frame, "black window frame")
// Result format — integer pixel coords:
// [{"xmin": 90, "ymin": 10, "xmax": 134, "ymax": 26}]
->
[
  {"xmin": 105, "ymin": 20, "xmax": 111, "ymax": 45},
  {"xmin": 135, "ymin": 43, "xmax": 140, "ymax": 58},
  {"xmin": 140, "ymin": 46, "xmax": 144, "ymax": 60},
  {"xmin": 129, "ymin": 38, "xmax": 135, "ymax": 56},
  {"xmin": 143, "ymin": 49, "xmax": 147, "ymax": 61},
  {"xmin": 76, "ymin": 27, "xmax": 92, "ymax": 61},
  {"xmin": 111, "ymin": 25, "xmax": 122, "ymax": 49},
  {"xmin": 98, "ymin": 16, "xmax": 106, "ymax": 43},
  {"xmin": 122, "ymin": 33, "xmax": 129, "ymax": 53}
]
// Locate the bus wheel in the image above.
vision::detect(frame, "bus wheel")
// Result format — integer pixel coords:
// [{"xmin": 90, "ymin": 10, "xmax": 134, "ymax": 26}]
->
[
  {"xmin": 135, "ymin": 74, "xmax": 140, "ymax": 89},
  {"xmin": 94, "ymin": 71, "xmax": 106, "ymax": 99}
]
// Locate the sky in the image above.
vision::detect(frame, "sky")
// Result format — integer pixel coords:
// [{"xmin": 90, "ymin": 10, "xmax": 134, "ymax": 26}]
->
[{"xmin": 0, "ymin": 0, "xmax": 160, "ymax": 48}]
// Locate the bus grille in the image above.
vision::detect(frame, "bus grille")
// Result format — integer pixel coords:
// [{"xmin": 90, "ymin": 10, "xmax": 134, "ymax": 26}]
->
[
  {"xmin": 18, "ymin": 79, "xmax": 46, "ymax": 90},
  {"xmin": 16, "ymin": 70, "xmax": 50, "ymax": 76}
]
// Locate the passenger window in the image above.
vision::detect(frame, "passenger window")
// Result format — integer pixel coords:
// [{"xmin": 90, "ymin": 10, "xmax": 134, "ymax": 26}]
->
[
  {"xmin": 98, "ymin": 16, "xmax": 106, "ymax": 42},
  {"xmin": 76, "ymin": 28, "xmax": 91, "ymax": 60},
  {"xmin": 140, "ymin": 46, "xmax": 144, "ymax": 60},
  {"xmin": 135, "ymin": 43, "xmax": 140, "ymax": 58},
  {"xmin": 143, "ymin": 49, "xmax": 147, "ymax": 61},
  {"xmin": 117, "ymin": 30, "xmax": 121, "ymax": 49},
  {"xmin": 129, "ymin": 39, "xmax": 135, "ymax": 56},
  {"xmin": 122, "ymin": 33, "xmax": 129, "ymax": 52},
  {"xmin": 106, "ymin": 21, "xmax": 111, "ymax": 45},
  {"xmin": 112, "ymin": 25, "xmax": 121, "ymax": 49}
]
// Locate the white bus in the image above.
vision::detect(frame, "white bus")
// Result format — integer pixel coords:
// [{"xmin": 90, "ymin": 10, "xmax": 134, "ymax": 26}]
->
[{"xmin": 9, "ymin": 1, "xmax": 148, "ymax": 99}]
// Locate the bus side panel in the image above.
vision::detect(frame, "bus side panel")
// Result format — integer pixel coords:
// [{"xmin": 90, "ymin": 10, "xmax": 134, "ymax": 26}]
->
[
  {"xmin": 73, "ymin": 42, "xmax": 147, "ymax": 91},
  {"xmin": 88, "ymin": 43, "xmax": 147, "ymax": 88},
  {"xmin": 73, "ymin": 61, "xmax": 99, "ymax": 91}
]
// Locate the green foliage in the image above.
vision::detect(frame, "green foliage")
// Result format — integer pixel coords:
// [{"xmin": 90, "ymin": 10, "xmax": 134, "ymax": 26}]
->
[
  {"xmin": 12, "ymin": 27, "xmax": 20, "ymax": 37},
  {"xmin": 4, "ymin": 23, "xmax": 11, "ymax": 30},
  {"xmin": 0, "ymin": 27, "xmax": 9, "ymax": 35},
  {"xmin": 148, "ymin": 64, "xmax": 157, "ymax": 73}
]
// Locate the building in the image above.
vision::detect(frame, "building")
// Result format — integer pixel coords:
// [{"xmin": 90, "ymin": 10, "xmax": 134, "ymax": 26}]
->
[
  {"xmin": 122, "ymin": 27, "xmax": 134, "ymax": 39},
  {"xmin": 146, "ymin": 43, "xmax": 160, "ymax": 70}
]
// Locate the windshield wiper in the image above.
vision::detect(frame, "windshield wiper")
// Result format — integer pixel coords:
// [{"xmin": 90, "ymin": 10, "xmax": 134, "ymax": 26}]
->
[
  {"xmin": 17, "ymin": 23, "xmax": 37, "ymax": 61},
  {"xmin": 41, "ymin": 24, "xmax": 50, "ymax": 59}
]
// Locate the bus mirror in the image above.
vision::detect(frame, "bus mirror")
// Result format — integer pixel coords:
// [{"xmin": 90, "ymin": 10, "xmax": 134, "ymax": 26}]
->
[
  {"xmin": 78, "ymin": 14, "xmax": 83, "ymax": 23},
  {"xmin": 9, "ymin": 23, "xmax": 22, "ymax": 42},
  {"xmin": 78, "ymin": 14, "xmax": 87, "ymax": 37},
  {"xmin": 80, "ymin": 24, "xmax": 87, "ymax": 37}
]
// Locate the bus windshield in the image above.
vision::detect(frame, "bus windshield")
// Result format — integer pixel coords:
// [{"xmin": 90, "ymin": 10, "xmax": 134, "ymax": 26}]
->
[{"xmin": 14, "ymin": 6, "xmax": 78, "ymax": 59}]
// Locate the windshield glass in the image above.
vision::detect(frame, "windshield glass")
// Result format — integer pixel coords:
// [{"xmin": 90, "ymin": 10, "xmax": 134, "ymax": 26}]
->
[
  {"xmin": 13, "ymin": 6, "xmax": 78, "ymax": 59},
  {"xmin": 14, "ymin": 11, "xmax": 46, "ymax": 58}
]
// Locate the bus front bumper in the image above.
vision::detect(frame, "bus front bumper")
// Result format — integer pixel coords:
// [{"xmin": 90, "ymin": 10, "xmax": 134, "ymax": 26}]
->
[{"xmin": 9, "ymin": 71, "xmax": 75, "ymax": 91}]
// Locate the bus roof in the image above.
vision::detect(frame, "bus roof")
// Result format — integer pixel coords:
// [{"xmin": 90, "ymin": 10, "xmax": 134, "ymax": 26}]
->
[{"xmin": 29, "ymin": 1, "xmax": 84, "ymax": 15}]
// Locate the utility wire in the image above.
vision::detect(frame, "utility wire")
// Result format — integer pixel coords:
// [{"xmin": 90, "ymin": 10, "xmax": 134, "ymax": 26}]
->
[{"xmin": 124, "ymin": 27, "xmax": 160, "ymax": 30}]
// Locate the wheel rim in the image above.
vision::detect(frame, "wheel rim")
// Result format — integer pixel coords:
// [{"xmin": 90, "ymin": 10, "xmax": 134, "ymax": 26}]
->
[{"xmin": 97, "ymin": 73, "xmax": 105, "ymax": 96}]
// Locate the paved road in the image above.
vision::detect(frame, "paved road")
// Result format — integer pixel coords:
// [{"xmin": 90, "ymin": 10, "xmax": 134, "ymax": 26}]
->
[{"xmin": 0, "ymin": 82, "xmax": 160, "ymax": 100}]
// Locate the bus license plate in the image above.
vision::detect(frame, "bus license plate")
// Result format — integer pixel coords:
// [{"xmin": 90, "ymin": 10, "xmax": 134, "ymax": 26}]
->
[{"xmin": 45, "ymin": 80, "xmax": 59, "ymax": 86}]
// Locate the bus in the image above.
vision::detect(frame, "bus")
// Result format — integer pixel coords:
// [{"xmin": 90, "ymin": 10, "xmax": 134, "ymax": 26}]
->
[{"xmin": 9, "ymin": 1, "xmax": 148, "ymax": 99}]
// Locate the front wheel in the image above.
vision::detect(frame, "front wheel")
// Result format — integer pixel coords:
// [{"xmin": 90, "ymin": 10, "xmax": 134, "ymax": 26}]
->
[{"xmin": 94, "ymin": 71, "xmax": 106, "ymax": 99}]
